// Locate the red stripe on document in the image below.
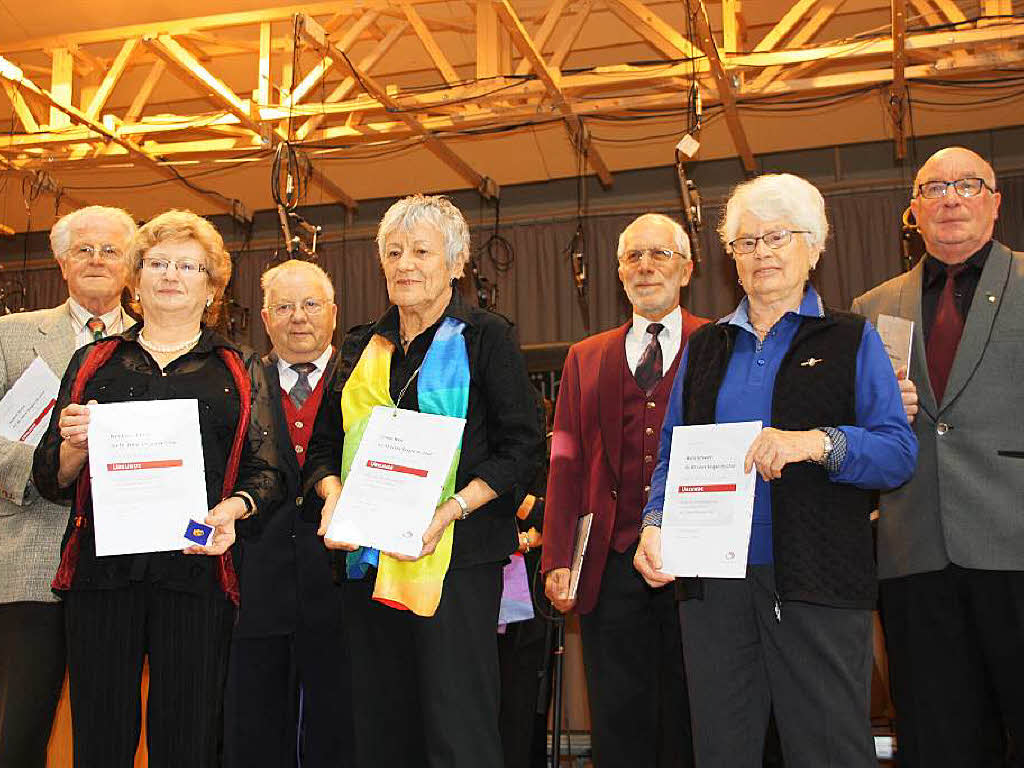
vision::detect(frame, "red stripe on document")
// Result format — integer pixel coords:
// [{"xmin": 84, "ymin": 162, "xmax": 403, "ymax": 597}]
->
[
  {"xmin": 20, "ymin": 398, "xmax": 56, "ymax": 442},
  {"xmin": 678, "ymin": 484, "xmax": 737, "ymax": 493},
  {"xmin": 106, "ymin": 459, "xmax": 184, "ymax": 472},
  {"xmin": 367, "ymin": 460, "xmax": 428, "ymax": 478}
]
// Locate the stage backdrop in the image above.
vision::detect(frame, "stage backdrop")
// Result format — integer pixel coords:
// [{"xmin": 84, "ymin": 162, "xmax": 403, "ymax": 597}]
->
[{"xmin": 8, "ymin": 174, "xmax": 1024, "ymax": 353}]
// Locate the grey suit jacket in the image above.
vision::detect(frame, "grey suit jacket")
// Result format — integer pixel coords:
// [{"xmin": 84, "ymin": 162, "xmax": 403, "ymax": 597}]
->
[
  {"xmin": 0, "ymin": 301, "xmax": 134, "ymax": 603},
  {"xmin": 851, "ymin": 241, "xmax": 1024, "ymax": 579}
]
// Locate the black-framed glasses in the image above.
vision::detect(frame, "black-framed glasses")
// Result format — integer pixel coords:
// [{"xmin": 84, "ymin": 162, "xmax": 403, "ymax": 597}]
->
[
  {"xmin": 268, "ymin": 298, "xmax": 329, "ymax": 318},
  {"xmin": 728, "ymin": 229, "xmax": 810, "ymax": 256},
  {"xmin": 140, "ymin": 257, "xmax": 208, "ymax": 276},
  {"xmin": 618, "ymin": 247, "xmax": 687, "ymax": 266},
  {"xmin": 916, "ymin": 177, "xmax": 995, "ymax": 199},
  {"xmin": 66, "ymin": 244, "xmax": 124, "ymax": 262}
]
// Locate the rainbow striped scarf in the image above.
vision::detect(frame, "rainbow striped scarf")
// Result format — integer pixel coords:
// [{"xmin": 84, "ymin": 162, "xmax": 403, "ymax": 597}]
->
[{"xmin": 339, "ymin": 317, "xmax": 469, "ymax": 617}]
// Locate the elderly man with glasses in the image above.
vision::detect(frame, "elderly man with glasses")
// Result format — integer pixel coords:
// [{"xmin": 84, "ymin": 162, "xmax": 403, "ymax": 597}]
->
[
  {"xmin": 225, "ymin": 259, "xmax": 352, "ymax": 768},
  {"xmin": 0, "ymin": 205, "xmax": 135, "ymax": 767},
  {"xmin": 542, "ymin": 213, "xmax": 706, "ymax": 768},
  {"xmin": 853, "ymin": 147, "xmax": 1024, "ymax": 767}
]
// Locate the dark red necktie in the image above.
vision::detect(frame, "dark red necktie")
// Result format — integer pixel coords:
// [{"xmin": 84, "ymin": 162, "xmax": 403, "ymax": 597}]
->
[
  {"xmin": 634, "ymin": 323, "xmax": 664, "ymax": 394},
  {"xmin": 926, "ymin": 263, "xmax": 966, "ymax": 403}
]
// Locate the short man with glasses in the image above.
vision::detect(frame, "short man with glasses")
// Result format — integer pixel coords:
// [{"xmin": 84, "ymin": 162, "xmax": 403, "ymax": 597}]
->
[
  {"xmin": 225, "ymin": 259, "xmax": 352, "ymax": 768},
  {"xmin": 852, "ymin": 146, "xmax": 1024, "ymax": 767},
  {"xmin": 0, "ymin": 205, "xmax": 135, "ymax": 767},
  {"xmin": 542, "ymin": 213, "xmax": 706, "ymax": 767}
]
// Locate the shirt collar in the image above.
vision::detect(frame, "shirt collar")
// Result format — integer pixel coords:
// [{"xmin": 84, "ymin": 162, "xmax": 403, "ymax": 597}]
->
[
  {"xmin": 276, "ymin": 344, "xmax": 333, "ymax": 375},
  {"xmin": 374, "ymin": 286, "xmax": 476, "ymax": 339},
  {"xmin": 923, "ymin": 239, "xmax": 992, "ymax": 289},
  {"xmin": 67, "ymin": 298, "xmax": 125, "ymax": 333},
  {"xmin": 720, "ymin": 284, "xmax": 825, "ymax": 329},
  {"xmin": 632, "ymin": 306, "xmax": 682, "ymax": 338}
]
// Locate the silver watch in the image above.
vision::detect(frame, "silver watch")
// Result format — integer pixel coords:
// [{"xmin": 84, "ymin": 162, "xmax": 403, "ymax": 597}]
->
[
  {"xmin": 451, "ymin": 493, "xmax": 471, "ymax": 520},
  {"xmin": 815, "ymin": 429, "xmax": 833, "ymax": 465}
]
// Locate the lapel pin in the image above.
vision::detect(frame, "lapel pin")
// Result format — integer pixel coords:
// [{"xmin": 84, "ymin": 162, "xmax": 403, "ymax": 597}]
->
[
  {"xmin": 987, "ymin": 293, "xmax": 996, "ymax": 304},
  {"xmin": 801, "ymin": 357, "xmax": 823, "ymax": 367}
]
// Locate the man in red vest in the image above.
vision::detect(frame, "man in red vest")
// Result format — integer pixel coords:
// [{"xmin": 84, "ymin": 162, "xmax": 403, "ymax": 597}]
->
[
  {"xmin": 542, "ymin": 213, "xmax": 707, "ymax": 767},
  {"xmin": 225, "ymin": 259, "xmax": 351, "ymax": 768}
]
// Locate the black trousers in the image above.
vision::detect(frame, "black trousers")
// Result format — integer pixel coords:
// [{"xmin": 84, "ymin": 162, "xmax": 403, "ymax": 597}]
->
[
  {"xmin": 679, "ymin": 565, "xmax": 876, "ymax": 768},
  {"xmin": 881, "ymin": 565, "xmax": 1024, "ymax": 768},
  {"xmin": 579, "ymin": 543, "xmax": 694, "ymax": 768},
  {"xmin": 0, "ymin": 601, "xmax": 65, "ymax": 768},
  {"xmin": 343, "ymin": 562, "xmax": 504, "ymax": 768},
  {"xmin": 63, "ymin": 583, "xmax": 234, "ymax": 768},
  {"xmin": 225, "ymin": 624, "xmax": 352, "ymax": 768}
]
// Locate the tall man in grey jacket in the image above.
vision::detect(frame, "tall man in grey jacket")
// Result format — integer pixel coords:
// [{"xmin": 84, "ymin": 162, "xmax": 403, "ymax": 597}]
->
[
  {"xmin": 0, "ymin": 206, "xmax": 135, "ymax": 767},
  {"xmin": 852, "ymin": 147, "xmax": 1024, "ymax": 767}
]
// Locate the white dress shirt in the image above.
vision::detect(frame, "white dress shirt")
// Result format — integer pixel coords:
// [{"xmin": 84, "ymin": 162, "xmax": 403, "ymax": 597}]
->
[
  {"xmin": 276, "ymin": 345, "xmax": 333, "ymax": 395},
  {"xmin": 624, "ymin": 306, "xmax": 683, "ymax": 375},
  {"xmin": 67, "ymin": 299, "xmax": 130, "ymax": 350}
]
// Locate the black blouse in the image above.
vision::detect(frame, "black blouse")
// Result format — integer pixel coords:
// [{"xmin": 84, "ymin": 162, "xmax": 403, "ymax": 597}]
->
[
  {"xmin": 33, "ymin": 326, "xmax": 284, "ymax": 597},
  {"xmin": 303, "ymin": 290, "xmax": 543, "ymax": 569}
]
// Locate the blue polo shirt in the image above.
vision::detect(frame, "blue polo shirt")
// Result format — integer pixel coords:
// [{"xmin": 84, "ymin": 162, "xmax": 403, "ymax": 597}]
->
[{"xmin": 643, "ymin": 286, "xmax": 917, "ymax": 565}]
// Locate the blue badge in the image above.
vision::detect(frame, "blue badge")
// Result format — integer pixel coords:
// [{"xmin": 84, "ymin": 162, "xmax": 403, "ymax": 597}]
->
[{"xmin": 184, "ymin": 519, "xmax": 213, "ymax": 546}]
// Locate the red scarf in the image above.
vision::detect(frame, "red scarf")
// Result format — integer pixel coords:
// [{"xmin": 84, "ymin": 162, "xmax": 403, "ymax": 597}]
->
[{"xmin": 52, "ymin": 338, "xmax": 251, "ymax": 605}]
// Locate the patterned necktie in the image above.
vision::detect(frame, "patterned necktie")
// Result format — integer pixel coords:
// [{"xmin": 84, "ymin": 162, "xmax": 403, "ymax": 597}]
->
[
  {"xmin": 86, "ymin": 316, "xmax": 105, "ymax": 342},
  {"xmin": 926, "ymin": 263, "xmax": 966, "ymax": 404},
  {"xmin": 289, "ymin": 362, "xmax": 317, "ymax": 409},
  {"xmin": 634, "ymin": 322, "xmax": 665, "ymax": 394}
]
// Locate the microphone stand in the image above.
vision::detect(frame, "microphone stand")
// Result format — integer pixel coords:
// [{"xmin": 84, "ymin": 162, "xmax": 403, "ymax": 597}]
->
[{"xmin": 550, "ymin": 612, "xmax": 566, "ymax": 767}]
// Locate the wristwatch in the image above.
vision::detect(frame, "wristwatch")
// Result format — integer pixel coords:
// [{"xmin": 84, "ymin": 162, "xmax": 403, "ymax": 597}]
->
[
  {"xmin": 451, "ymin": 493, "xmax": 471, "ymax": 520},
  {"xmin": 815, "ymin": 428, "xmax": 833, "ymax": 465}
]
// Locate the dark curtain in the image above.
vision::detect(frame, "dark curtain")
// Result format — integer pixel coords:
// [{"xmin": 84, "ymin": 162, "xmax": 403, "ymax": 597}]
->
[{"xmin": 8, "ymin": 175, "xmax": 1024, "ymax": 352}]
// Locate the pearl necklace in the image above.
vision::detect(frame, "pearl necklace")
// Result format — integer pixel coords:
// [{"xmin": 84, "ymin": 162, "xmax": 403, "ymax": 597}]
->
[{"xmin": 138, "ymin": 329, "xmax": 203, "ymax": 354}]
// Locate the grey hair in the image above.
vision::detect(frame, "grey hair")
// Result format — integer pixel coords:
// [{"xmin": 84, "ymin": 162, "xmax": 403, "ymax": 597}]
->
[
  {"xmin": 49, "ymin": 205, "xmax": 136, "ymax": 260},
  {"xmin": 260, "ymin": 259, "xmax": 335, "ymax": 308},
  {"xmin": 616, "ymin": 213, "xmax": 691, "ymax": 261},
  {"xmin": 719, "ymin": 173, "xmax": 828, "ymax": 253},
  {"xmin": 376, "ymin": 194, "xmax": 471, "ymax": 278}
]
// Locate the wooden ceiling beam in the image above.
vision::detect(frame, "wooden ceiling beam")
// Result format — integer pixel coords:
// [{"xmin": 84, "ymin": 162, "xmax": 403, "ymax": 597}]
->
[
  {"xmin": 0, "ymin": 53, "xmax": 251, "ymax": 222},
  {"xmin": 747, "ymin": 0, "xmax": 845, "ymax": 90},
  {"xmin": 85, "ymin": 39, "xmax": 140, "ymax": 120},
  {"xmin": 513, "ymin": 0, "xmax": 570, "ymax": 76},
  {"xmin": 691, "ymin": 0, "xmax": 756, "ymax": 172},
  {"xmin": 290, "ymin": 10, "xmax": 381, "ymax": 105},
  {"xmin": 297, "ymin": 11, "xmax": 498, "ymax": 198},
  {"xmin": 49, "ymin": 48, "xmax": 73, "ymax": 129},
  {"xmin": 493, "ymin": 0, "xmax": 613, "ymax": 187},
  {"xmin": 606, "ymin": 0, "xmax": 702, "ymax": 59},
  {"xmin": 754, "ymin": 0, "xmax": 817, "ymax": 51},
  {"xmin": 144, "ymin": 34, "xmax": 263, "ymax": 136},
  {"xmin": 2, "ymin": 82, "xmax": 40, "ymax": 132},
  {"xmin": 402, "ymin": 2, "xmax": 460, "ymax": 84}
]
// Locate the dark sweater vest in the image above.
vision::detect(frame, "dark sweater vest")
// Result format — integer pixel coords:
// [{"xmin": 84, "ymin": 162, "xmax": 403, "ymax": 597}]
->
[
  {"xmin": 280, "ymin": 374, "xmax": 327, "ymax": 469},
  {"xmin": 682, "ymin": 311, "xmax": 876, "ymax": 609},
  {"xmin": 612, "ymin": 348, "xmax": 683, "ymax": 551}
]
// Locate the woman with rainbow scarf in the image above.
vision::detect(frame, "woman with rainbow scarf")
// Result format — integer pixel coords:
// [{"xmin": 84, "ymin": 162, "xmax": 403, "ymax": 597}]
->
[{"xmin": 304, "ymin": 194, "xmax": 543, "ymax": 768}]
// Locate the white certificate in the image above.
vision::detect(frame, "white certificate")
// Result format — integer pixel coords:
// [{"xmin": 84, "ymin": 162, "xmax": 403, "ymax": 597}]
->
[
  {"xmin": 0, "ymin": 356, "xmax": 60, "ymax": 447},
  {"xmin": 87, "ymin": 400, "xmax": 210, "ymax": 556},
  {"xmin": 660, "ymin": 421, "xmax": 761, "ymax": 579},
  {"xmin": 326, "ymin": 406, "xmax": 466, "ymax": 557},
  {"xmin": 875, "ymin": 314, "xmax": 914, "ymax": 374}
]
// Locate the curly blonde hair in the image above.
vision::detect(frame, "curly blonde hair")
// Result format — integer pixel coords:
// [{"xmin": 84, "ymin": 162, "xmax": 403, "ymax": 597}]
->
[{"xmin": 130, "ymin": 210, "xmax": 232, "ymax": 323}]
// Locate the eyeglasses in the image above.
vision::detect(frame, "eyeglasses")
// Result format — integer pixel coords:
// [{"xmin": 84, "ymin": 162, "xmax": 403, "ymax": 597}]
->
[
  {"xmin": 140, "ymin": 257, "xmax": 208, "ymax": 276},
  {"xmin": 618, "ymin": 248, "xmax": 687, "ymax": 266},
  {"xmin": 728, "ymin": 230, "xmax": 810, "ymax": 256},
  {"xmin": 268, "ymin": 298, "xmax": 329, "ymax": 318},
  {"xmin": 916, "ymin": 177, "xmax": 995, "ymax": 199},
  {"xmin": 66, "ymin": 244, "xmax": 124, "ymax": 262}
]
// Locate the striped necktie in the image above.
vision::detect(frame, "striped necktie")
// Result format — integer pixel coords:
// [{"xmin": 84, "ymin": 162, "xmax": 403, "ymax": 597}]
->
[
  {"xmin": 289, "ymin": 362, "xmax": 317, "ymax": 409},
  {"xmin": 86, "ymin": 317, "xmax": 105, "ymax": 342}
]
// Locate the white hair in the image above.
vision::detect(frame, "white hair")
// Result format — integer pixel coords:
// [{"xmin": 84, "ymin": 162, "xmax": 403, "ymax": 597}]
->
[
  {"xmin": 719, "ymin": 173, "xmax": 828, "ymax": 253},
  {"xmin": 616, "ymin": 213, "xmax": 691, "ymax": 261},
  {"xmin": 376, "ymin": 194, "xmax": 471, "ymax": 277},
  {"xmin": 260, "ymin": 259, "xmax": 335, "ymax": 307},
  {"xmin": 49, "ymin": 205, "xmax": 136, "ymax": 260}
]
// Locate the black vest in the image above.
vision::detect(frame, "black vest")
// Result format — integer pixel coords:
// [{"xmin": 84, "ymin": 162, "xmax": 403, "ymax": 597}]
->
[{"xmin": 682, "ymin": 310, "xmax": 876, "ymax": 609}]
